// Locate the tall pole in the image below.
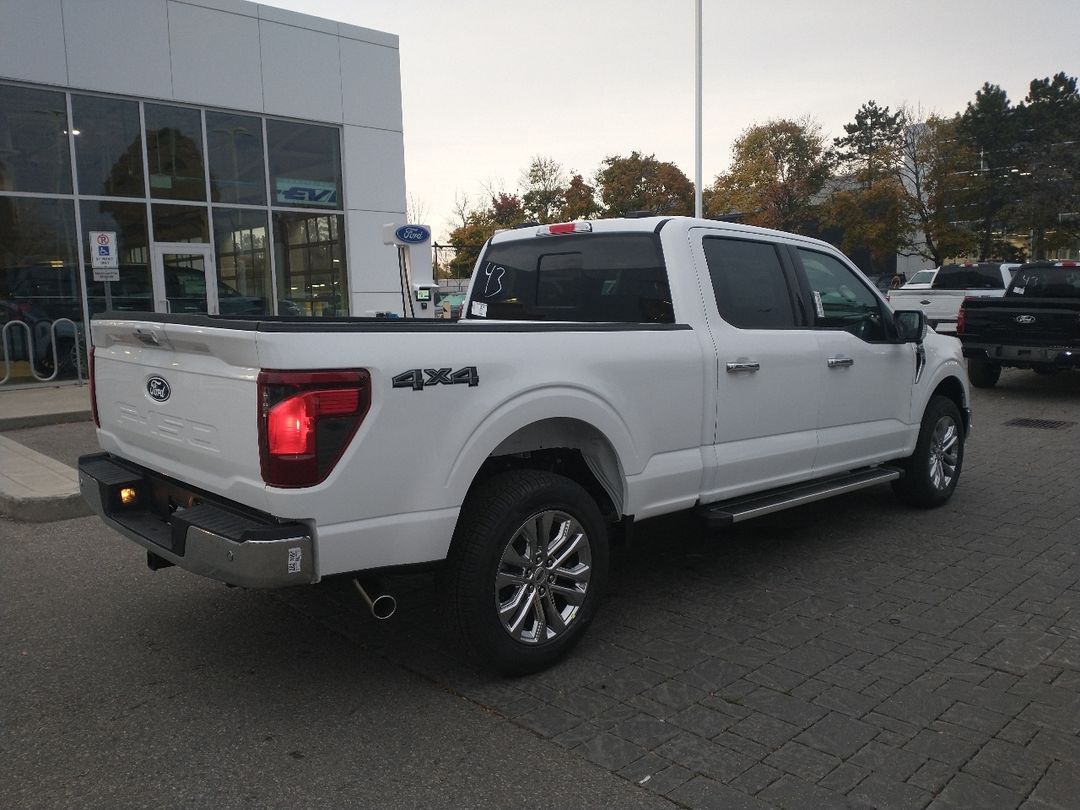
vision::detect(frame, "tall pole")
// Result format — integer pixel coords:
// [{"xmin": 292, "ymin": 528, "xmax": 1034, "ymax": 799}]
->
[{"xmin": 694, "ymin": 0, "xmax": 703, "ymax": 218}]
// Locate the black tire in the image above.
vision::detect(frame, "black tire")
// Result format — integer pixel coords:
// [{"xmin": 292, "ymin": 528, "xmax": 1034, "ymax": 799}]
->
[
  {"xmin": 442, "ymin": 469, "xmax": 610, "ymax": 675},
  {"xmin": 892, "ymin": 395, "xmax": 964, "ymax": 508},
  {"xmin": 967, "ymin": 358, "xmax": 1000, "ymax": 388}
]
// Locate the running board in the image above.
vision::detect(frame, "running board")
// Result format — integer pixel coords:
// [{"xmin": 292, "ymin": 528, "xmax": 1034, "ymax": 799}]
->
[{"xmin": 699, "ymin": 467, "xmax": 902, "ymax": 527}]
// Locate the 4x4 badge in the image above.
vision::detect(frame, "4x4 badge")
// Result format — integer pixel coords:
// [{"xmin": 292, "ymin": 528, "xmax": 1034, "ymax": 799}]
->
[{"xmin": 392, "ymin": 367, "xmax": 479, "ymax": 391}]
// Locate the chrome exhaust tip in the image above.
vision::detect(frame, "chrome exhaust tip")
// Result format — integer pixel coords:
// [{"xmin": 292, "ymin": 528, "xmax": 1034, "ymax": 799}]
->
[{"xmin": 352, "ymin": 578, "xmax": 397, "ymax": 620}]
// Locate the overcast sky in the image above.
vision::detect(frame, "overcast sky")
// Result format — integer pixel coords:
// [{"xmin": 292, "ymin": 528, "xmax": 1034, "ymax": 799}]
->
[{"xmin": 263, "ymin": 0, "xmax": 1075, "ymax": 239}]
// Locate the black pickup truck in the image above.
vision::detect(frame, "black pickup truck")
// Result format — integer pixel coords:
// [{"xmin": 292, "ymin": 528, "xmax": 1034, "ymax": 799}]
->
[{"xmin": 959, "ymin": 261, "xmax": 1080, "ymax": 388}]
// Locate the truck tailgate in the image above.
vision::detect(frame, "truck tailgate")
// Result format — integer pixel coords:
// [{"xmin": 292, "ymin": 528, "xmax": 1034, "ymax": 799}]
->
[
  {"xmin": 889, "ymin": 289, "xmax": 1001, "ymax": 331},
  {"xmin": 965, "ymin": 299, "xmax": 1080, "ymax": 345},
  {"xmin": 91, "ymin": 318, "xmax": 268, "ymax": 511}
]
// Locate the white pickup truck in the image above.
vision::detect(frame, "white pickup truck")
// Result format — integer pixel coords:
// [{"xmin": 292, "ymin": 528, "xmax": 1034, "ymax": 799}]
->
[
  {"xmin": 80, "ymin": 216, "xmax": 971, "ymax": 673},
  {"xmin": 887, "ymin": 262, "xmax": 1019, "ymax": 334}
]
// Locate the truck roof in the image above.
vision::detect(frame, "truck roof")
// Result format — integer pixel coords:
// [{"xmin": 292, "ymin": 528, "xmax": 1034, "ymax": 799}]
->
[{"xmin": 489, "ymin": 215, "xmax": 841, "ymax": 252}]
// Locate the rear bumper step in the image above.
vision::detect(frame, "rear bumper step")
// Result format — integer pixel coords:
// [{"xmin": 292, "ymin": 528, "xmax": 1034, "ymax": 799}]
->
[
  {"xmin": 78, "ymin": 453, "xmax": 315, "ymax": 588},
  {"xmin": 698, "ymin": 467, "xmax": 902, "ymax": 527}
]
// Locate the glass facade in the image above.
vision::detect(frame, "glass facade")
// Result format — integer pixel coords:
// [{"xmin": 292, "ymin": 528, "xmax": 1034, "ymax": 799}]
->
[{"xmin": 0, "ymin": 79, "xmax": 348, "ymax": 383}]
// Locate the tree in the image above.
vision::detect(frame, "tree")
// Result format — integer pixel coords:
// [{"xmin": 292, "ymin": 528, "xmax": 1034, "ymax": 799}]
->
[
  {"xmin": 406, "ymin": 193, "xmax": 428, "ymax": 225},
  {"xmin": 895, "ymin": 112, "xmax": 977, "ymax": 266},
  {"xmin": 595, "ymin": 151, "xmax": 694, "ymax": 216},
  {"xmin": 820, "ymin": 182, "xmax": 907, "ymax": 274},
  {"xmin": 445, "ymin": 192, "xmax": 526, "ymax": 277},
  {"xmin": 831, "ymin": 101, "xmax": 905, "ymax": 188},
  {"xmin": 957, "ymin": 83, "xmax": 1023, "ymax": 259},
  {"xmin": 561, "ymin": 174, "xmax": 601, "ymax": 221},
  {"xmin": 821, "ymin": 102, "xmax": 909, "ymax": 274},
  {"xmin": 706, "ymin": 118, "xmax": 831, "ymax": 231},
  {"xmin": 520, "ymin": 156, "xmax": 567, "ymax": 224},
  {"xmin": 1013, "ymin": 72, "xmax": 1080, "ymax": 258}
]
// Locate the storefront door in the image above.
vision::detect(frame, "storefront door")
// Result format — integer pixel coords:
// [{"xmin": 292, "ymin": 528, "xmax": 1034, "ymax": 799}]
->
[{"xmin": 151, "ymin": 243, "xmax": 217, "ymax": 315}]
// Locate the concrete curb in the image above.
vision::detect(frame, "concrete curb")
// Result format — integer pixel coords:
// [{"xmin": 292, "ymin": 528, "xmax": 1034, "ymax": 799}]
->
[
  {"xmin": 0, "ymin": 491, "xmax": 91, "ymax": 523},
  {"xmin": 0, "ymin": 409, "xmax": 93, "ymax": 432},
  {"xmin": 0, "ymin": 435, "xmax": 91, "ymax": 523}
]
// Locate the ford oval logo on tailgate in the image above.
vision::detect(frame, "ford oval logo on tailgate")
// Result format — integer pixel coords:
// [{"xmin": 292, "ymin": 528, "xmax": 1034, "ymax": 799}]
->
[
  {"xmin": 147, "ymin": 376, "xmax": 171, "ymax": 402},
  {"xmin": 1016, "ymin": 314, "xmax": 1036, "ymax": 324}
]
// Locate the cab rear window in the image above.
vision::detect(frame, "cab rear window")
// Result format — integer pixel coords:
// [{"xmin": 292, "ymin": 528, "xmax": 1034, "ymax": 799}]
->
[
  {"xmin": 932, "ymin": 264, "xmax": 1005, "ymax": 290},
  {"xmin": 469, "ymin": 233, "xmax": 673, "ymax": 323},
  {"xmin": 1007, "ymin": 268, "xmax": 1080, "ymax": 298}
]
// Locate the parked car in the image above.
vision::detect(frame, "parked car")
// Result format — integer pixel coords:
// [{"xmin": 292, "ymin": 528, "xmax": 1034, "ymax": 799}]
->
[
  {"xmin": 80, "ymin": 216, "xmax": 970, "ymax": 674},
  {"xmin": 887, "ymin": 261, "xmax": 1019, "ymax": 334},
  {"xmin": 958, "ymin": 260, "xmax": 1080, "ymax": 387},
  {"xmin": 900, "ymin": 268, "xmax": 938, "ymax": 290}
]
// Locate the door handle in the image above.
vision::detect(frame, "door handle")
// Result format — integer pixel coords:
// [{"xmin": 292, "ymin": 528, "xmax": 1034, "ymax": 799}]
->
[
  {"xmin": 827, "ymin": 357, "xmax": 854, "ymax": 368},
  {"xmin": 726, "ymin": 361, "xmax": 760, "ymax": 373}
]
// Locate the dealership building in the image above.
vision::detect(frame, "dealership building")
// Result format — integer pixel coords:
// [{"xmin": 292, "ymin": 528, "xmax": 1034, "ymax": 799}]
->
[{"xmin": 0, "ymin": 0, "xmax": 408, "ymax": 383}]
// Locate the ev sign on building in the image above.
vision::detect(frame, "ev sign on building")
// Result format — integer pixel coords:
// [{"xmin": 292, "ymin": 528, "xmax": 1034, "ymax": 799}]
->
[{"xmin": 89, "ymin": 231, "xmax": 119, "ymax": 282}]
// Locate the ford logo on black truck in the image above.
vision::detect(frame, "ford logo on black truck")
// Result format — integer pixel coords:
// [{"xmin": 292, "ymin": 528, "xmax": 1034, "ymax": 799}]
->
[{"xmin": 147, "ymin": 376, "xmax": 171, "ymax": 402}]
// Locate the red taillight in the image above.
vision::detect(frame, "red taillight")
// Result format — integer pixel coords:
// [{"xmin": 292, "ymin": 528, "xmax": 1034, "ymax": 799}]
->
[
  {"xmin": 258, "ymin": 370, "xmax": 370, "ymax": 488},
  {"xmin": 89, "ymin": 346, "xmax": 99, "ymax": 427},
  {"xmin": 957, "ymin": 299, "xmax": 968, "ymax": 334}
]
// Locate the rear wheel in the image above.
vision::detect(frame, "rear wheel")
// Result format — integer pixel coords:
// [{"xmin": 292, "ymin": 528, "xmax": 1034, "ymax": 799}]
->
[
  {"xmin": 892, "ymin": 395, "xmax": 964, "ymax": 508},
  {"xmin": 442, "ymin": 469, "xmax": 609, "ymax": 675},
  {"xmin": 967, "ymin": 358, "xmax": 1001, "ymax": 389}
]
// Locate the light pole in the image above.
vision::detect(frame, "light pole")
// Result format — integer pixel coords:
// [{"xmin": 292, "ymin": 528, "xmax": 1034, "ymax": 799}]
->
[{"xmin": 694, "ymin": 0, "xmax": 703, "ymax": 219}]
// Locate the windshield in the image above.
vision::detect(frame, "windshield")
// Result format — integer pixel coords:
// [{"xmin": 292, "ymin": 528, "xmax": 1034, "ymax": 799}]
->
[
  {"xmin": 1006, "ymin": 267, "xmax": 1080, "ymax": 298},
  {"xmin": 469, "ymin": 233, "xmax": 673, "ymax": 322}
]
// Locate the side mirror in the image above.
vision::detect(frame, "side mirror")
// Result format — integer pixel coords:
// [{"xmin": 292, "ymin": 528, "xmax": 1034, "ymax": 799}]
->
[{"xmin": 894, "ymin": 310, "xmax": 927, "ymax": 343}]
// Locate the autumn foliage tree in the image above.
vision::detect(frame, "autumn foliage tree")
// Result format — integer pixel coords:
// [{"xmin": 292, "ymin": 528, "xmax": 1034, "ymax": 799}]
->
[
  {"xmin": 705, "ymin": 118, "xmax": 831, "ymax": 231},
  {"xmin": 595, "ymin": 151, "xmax": 694, "ymax": 216},
  {"xmin": 896, "ymin": 112, "xmax": 976, "ymax": 266},
  {"xmin": 821, "ymin": 101, "xmax": 909, "ymax": 274},
  {"xmin": 446, "ymin": 192, "xmax": 527, "ymax": 277}
]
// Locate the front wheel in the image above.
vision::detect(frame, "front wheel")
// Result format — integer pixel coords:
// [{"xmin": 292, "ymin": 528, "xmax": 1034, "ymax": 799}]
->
[
  {"xmin": 442, "ymin": 469, "xmax": 609, "ymax": 675},
  {"xmin": 892, "ymin": 395, "xmax": 964, "ymax": 508}
]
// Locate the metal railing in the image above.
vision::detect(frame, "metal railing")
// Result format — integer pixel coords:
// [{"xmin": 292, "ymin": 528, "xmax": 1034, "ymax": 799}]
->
[{"xmin": 0, "ymin": 318, "xmax": 86, "ymax": 386}]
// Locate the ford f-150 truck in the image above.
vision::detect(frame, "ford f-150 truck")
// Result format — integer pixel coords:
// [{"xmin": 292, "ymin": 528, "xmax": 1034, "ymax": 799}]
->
[
  {"xmin": 887, "ymin": 261, "xmax": 1019, "ymax": 334},
  {"xmin": 79, "ymin": 216, "xmax": 972, "ymax": 673},
  {"xmin": 959, "ymin": 260, "xmax": 1080, "ymax": 387}
]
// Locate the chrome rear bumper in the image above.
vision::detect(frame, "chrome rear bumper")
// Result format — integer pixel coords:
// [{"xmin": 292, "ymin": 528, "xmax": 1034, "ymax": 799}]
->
[{"xmin": 78, "ymin": 453, "xmax": 315, "ymax": 588}]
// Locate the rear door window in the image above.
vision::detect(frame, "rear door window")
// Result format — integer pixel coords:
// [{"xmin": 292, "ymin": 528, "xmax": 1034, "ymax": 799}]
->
[
  {"xmin": 470, "ymin": 233, "xmax": 673, "ymax": 322},
  {"xmin": 702, "ymin": 237, "xmax": 798, "ymax": 329}
]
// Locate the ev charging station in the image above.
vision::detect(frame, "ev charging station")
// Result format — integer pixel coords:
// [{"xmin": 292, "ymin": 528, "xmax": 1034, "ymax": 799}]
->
[{"xmin": 382, "ymin": 223, "xmax": 438, "ymax": 319}]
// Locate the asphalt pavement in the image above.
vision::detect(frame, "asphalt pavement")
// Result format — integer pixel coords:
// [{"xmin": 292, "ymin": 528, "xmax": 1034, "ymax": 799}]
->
[{"xmin": 2, "ymin": 369, "xmax": 1079, "ymax": 809}]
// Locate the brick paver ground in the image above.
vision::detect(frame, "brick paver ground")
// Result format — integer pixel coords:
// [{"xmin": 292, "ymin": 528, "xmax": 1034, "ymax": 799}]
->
[{"xmin": 278, "ymin": 368, "xmax": 1080, "ymax": 809}]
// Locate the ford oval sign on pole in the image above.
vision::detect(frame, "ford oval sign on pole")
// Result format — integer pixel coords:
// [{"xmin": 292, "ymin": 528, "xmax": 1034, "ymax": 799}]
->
[{"xmin": 394, "ymin": 225, "xmax": 430, "ymax": 245}]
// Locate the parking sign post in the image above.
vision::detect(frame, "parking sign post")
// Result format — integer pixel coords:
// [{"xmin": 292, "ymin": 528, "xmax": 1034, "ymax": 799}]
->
[{"xmin": 89, "ymin": 231, "xmax": 118, "ymax": 310}]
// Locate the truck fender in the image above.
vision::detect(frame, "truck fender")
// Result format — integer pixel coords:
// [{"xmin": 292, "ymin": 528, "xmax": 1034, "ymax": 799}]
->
[{"xmin": 444, "ymin": 386, "xmax": 638, "ymax": 514}]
